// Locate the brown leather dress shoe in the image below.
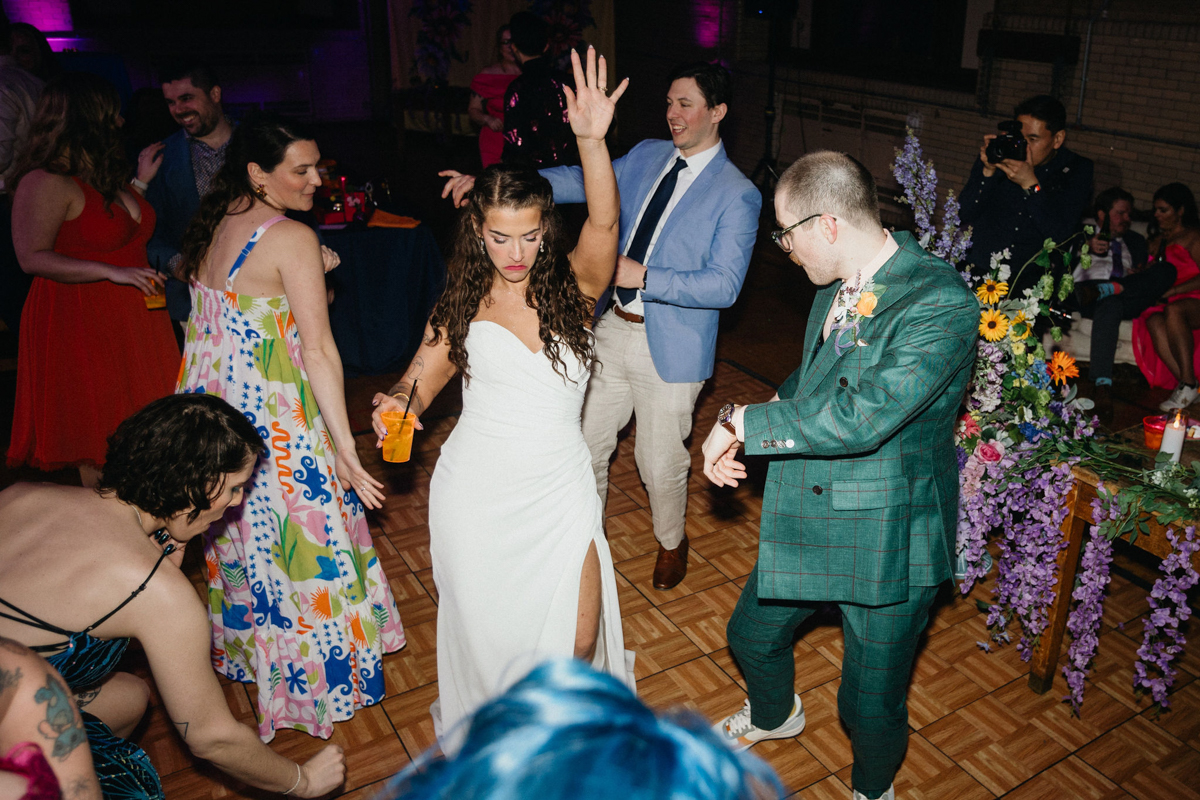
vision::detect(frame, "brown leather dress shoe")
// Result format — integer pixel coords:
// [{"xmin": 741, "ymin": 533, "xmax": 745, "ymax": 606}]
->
[{"xmin": 652, "ymin": 536, "xmax": 689, "ymax": 590}]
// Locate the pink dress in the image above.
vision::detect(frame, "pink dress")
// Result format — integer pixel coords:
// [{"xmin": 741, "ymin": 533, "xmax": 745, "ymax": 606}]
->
[
  {"xmin": 1132, "ymin": 244, "xmax": 1200, "ymax": 389},
  {"xmin": 470, "ymin": 71, "xmax": 518, "ymax": 168}
]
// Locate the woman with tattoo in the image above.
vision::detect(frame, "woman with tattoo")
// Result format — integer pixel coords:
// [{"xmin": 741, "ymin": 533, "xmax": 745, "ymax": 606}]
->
[
  {"xmin": 371, "ymin": 47, "xmax": 632, "ymax": 750},
  {"xmin": 0, "ymin": 638, "xmax": 101, "ymax": 799},
  {"xmin": 0, "ymin": 395, "xmax": 346, "ymax": 799}
]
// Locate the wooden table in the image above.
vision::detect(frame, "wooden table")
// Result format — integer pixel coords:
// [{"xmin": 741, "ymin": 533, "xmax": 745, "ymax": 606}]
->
[{"xmin": 1028, "ymin": 463, "xmax": 1200, "ymax": 693}]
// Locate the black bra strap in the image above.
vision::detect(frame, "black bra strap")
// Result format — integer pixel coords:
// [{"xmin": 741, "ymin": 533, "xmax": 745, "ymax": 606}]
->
[
  {"xmin": 83, "ymin": 546, "xmax": 175, "ymax": 634},
  {"xmin": 0, "ymin": 596, "xmax": 73, "ymax": 636}
]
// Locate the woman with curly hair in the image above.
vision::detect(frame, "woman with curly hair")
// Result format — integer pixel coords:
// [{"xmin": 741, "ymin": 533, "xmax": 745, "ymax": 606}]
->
[
  {"xmin": 371, "ymin": 47, "xmax": 630, "ymax": 748},
  {"xmin": 175, "ymin": 110, "xmax": 404, "ymax": 741},
  {"xmin": 7, "ymin": 72, "xmax": 178, "ymax": 485},
  {"xmin": 0, "ymin": 394, "xmax": 347, "ymax": 800}
]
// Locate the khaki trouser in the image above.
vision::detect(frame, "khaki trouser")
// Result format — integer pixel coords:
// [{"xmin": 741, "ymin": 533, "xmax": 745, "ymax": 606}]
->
[{"xmin": 581, "ymin": 310, "xmax": 704, "ymax": 550}]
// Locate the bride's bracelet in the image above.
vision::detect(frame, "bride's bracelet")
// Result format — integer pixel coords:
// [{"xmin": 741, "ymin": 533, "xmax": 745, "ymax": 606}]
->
[{"xmin": 390, "ymin": 392, "xmax": 411, "ymax": 403}]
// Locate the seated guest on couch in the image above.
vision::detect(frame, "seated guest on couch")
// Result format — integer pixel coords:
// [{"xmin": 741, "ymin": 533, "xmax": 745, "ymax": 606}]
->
[{"xmin": 0, "ymin": 394, "xmax": 346, "ymax": 800}]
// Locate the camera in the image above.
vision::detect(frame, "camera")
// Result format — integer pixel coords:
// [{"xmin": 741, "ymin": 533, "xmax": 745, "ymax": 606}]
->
[{"xmin": 985, "ymin": 120, "xmax": 1027, "ymax": 164}]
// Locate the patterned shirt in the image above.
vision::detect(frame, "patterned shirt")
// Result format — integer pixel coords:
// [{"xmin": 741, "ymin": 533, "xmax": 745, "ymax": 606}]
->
[
  {"xmin": 188, "ymin": 130, "xmax": 230, "ymax": 197},
  {"xmin": 501, "ymin": 56, "xmax": 576, "ymax": 168}
]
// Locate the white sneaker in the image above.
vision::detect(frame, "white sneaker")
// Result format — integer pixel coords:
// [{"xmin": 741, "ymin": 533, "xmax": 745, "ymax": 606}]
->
[
  {"xmin": 712, "ymin": 694, "xmax": 805, "ymax": 752},
  {"xmin": 1160, "ymin": 383, "xmax": 1199, "ymax": 411},
  {"xmin": 852, "ymin": 785, "xmax": 895, "ymax": 800}
]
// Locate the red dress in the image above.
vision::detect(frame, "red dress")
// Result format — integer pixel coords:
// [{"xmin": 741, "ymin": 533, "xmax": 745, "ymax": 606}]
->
[
  {"xmin": 7, "ymin": 178, "xmax": 180, "ymax": 470},
  {"xmin": 1132, "ymin": 244, "xmax": 1200, "ymax": 389},
  {"xmin": 470, "ymin": 71, "xmax": 518, "ymax": 168}
]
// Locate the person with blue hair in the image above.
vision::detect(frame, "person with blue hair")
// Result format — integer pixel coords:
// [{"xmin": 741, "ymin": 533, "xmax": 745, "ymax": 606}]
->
[{"xmin": 382, "ymin": 659, "xmax": 784, "ymax": 800}]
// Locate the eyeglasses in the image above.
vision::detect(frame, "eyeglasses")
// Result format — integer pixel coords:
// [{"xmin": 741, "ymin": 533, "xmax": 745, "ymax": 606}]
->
[{"xmin": 771, "ymin": 213, "xmax": 831, "ymax": 252}]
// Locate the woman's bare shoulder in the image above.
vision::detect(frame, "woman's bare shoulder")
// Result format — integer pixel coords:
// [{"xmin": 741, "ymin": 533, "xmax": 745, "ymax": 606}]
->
[{"xmin": 13, "ymin": 170, "xmax": 81, "ymax": 203}]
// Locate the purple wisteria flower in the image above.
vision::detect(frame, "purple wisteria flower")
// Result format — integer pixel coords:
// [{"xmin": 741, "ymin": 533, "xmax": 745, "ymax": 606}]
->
[
  {"xmin": 892, "ymin": 129, "xmax": 973, "ymax": 264},
  {"xmin": 1062, "ymin": 488, "xmax": 1119, "ymax": 714},
  {"xmin": 1133, "ymin": 525, "xmax": 1199, "ymax": 707}
]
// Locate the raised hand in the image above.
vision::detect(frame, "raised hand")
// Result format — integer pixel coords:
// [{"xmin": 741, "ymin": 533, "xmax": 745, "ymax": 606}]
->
[{"xmin": 563, "ymin": 45, "xmax": 628, "ymax": 143}]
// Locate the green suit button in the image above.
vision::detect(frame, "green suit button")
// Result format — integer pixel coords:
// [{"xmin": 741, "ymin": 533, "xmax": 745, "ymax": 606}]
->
[
  {"xmin": 812, "ymin": 485, "xmax": 823, "ymax": 495},
  {"xmin": 839, "ymin": 377, "xmax": 848, "ymax": 387}
]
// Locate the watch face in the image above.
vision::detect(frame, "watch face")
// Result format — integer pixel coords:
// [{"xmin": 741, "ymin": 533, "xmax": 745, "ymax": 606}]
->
[{"xmin": 718, "ymin": 403, "xmax": 734, "ymax": 423}]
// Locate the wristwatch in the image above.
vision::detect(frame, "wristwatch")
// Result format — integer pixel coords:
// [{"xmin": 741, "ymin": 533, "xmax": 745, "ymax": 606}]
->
[{"xmin": 717, "ymin": 402, "xmax": 738, "ymax": 436}]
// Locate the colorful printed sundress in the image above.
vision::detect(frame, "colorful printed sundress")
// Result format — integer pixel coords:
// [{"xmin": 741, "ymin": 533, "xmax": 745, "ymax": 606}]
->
[{"xmin": 177, "ymin": 215, "xmax": 405, "ymax": 741}]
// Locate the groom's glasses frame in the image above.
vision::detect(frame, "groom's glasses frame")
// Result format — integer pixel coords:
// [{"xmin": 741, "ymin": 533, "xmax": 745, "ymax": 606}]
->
[{"xmin": 771, "ymin": 213, "xmax": 834, "ymax": 253}]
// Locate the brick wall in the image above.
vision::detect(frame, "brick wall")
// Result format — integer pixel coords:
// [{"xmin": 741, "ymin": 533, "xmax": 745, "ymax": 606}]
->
[
  {"xmin": 614, "ymin": 2, "xmax": 1200, "ymax": 224},
  {"xmin": 2, "ymin": 0, "xmax": 72, "ymax": 31}
]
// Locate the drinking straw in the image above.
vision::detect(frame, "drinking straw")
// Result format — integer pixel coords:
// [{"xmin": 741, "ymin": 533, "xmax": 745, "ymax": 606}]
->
[{"xmin": 402, "ymin": 380, "xmax": 417, "ymax": 419}]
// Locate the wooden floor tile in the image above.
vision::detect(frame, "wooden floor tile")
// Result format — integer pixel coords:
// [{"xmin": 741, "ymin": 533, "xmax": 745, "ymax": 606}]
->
[
  {"xmin": 615, "ymin": 548, "xmax": 729, "ymax": 606},
  {"xmin": 1100, "ymin": 573, "xmax": 1152, "ymax": 630},
  {"xmin": 621, "ymin": 606, "xmax": 704, "ymax": 679},
  {"xmin": 604, "ymin": 507, "xmax": 660, "ymax": 562},
  {"xmin": 1078, "ymin": 715, "xmax": 1200, "ymax": 798},
  {"xmin": 786, "ymin": 774, "xmax": 851, "ymax": 800},
  {"xmin": 615, "ymin": 570, "xmax": 653, "ymax": 616},
  {"xmin": 380, "ymin": 682, "xmax": 441, "ymax": 762},
  {"xmin": 746, "ymin": 737, "xmax": 832, "ymax": 796},
  {"xmin": 382, "ymin": 620, "xmax": 438, "ymax": 695},
  {"xmin": 921, "ymin": 688, "xmax": 1070, "ymax": 795},
  {"xmin": 604, "ymin": 482, "xmax": 641, "ymax": 516},
  {"xmin": 796, "ymin": 679, "xmax": 854, "ymax": 774},
  {"xmin": 923, "ymin": 613, "xmax": 1029, "ymax": 694},
  {"xmin": 690, "ymin": 520, "xmax": 760, "ymax": 580},
  {"xmin": 385, "ymin": 569, "xmax": 438, "ymax": 628},
  {"xmin": 1002, "ymin": 756, "xmax": 1131, "ymax": 800},
  {"xmin": 989, "ymin": 670, "xmax": 1137, "ymax": 753},
  {"xmin": 834, "ymin": 731, "xmax": 995, "ymax": 800},
  {"xmin": 657, "ymin": 582, "xmax": 741, "ymax": 654},
  {"xmin": 709, "ymin": 636, "xmax": 842, "ymax": 697},
  {"xmin": 387, "ymin": 525, "xmax": 432, "ymax": 573},
  {"xmin": 1142, "ymin": 680, "xmax": 1200, "ymax": 749},
  {"xmin": 684, "ymin": 486, "xmax": 754, "ymax": 538},
  {"xmin": 635, "ymin": 655, "xmax": 746, "ymax": 724},
  {"xmin": 907, "ymin": 644, "xmax": 989, "ymax": 729}
]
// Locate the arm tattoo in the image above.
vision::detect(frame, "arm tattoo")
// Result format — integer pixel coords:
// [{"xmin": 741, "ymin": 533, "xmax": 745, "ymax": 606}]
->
[
  {"xmin": 0, "ymin": 666, "xmax": 22, "ymax": 693},
  {"xmin": 34, "ymin": 674, "xmax": 88, "ymax": 759},
  {"xmin": 73, "ymin": 688, "xmax": 100, "ymax": 709},
  {"xmin": 173, "ymin": 720, "xmax": 189, "ymax": 741}
]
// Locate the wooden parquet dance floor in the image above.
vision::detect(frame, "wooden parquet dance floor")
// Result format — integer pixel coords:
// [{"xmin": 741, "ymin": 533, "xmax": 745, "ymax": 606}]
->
[{"xmin": 136, "ymin": 360, "xmax": 1200, "ymax": 799}]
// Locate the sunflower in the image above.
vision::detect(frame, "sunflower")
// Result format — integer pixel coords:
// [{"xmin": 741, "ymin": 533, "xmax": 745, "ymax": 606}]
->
[
  {"xmin": 979, "ymin": 309, "xmax": 1009, "ymax": 342},
  {"xmin": 1008, "ymin": 310, "xmax": 1030, "ymax": 339},
  {"xmin": 1048, "ymin": 350, "xmax": 1080, "ymax": 385},
  {"xmin": 976, "ymin": 279, "xmax": 1009, "ymax": 305}
]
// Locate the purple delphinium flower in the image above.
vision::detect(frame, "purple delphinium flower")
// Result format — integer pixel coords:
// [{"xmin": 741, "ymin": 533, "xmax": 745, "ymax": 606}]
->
[
  {"xmin": 1062, "ymin": 488, "xmax": 1120, "ymax": 714},
  {"xmin": 1133, "ymin": 525, "xmax": 1199, "ymax": 707}
]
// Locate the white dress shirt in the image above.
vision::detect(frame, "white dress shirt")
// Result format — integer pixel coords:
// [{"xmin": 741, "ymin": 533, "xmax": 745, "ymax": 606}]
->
[
  {"xmin": 0, "ymin": 56, "xmax": 44, "ymax": 192},
  {"xmin": 1072, "ymin": 219, "xmax": 1133, "ymax": 282},
  {"xmin": 617, "ymin": 141, "xmax": 722, "ymax": 316}
]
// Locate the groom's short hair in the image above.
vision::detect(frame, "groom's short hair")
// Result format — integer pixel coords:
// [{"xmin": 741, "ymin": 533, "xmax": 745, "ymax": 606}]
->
[{"xmin": 777, "ymin": 151, "xmax": 881, "ymax": 230}]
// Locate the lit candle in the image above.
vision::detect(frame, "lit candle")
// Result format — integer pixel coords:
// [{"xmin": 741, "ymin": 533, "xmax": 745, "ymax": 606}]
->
[{"xmin": 1159, "ymin": 410, "xmax": 1187, "ymax": 463}]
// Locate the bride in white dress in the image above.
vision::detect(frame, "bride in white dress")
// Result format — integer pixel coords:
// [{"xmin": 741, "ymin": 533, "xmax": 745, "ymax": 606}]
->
[{"xmin": 371, "ymin": 47, "xmax": 632, "ymax": 749}]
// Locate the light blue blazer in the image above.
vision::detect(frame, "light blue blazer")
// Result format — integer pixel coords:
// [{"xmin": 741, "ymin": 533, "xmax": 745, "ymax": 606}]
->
[{"xmin": 541, "ymin": 139, "xmax": 761, "ymax": 383}]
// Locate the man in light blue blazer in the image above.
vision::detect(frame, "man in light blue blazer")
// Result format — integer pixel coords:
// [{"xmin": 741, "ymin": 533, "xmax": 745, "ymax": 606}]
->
[
  {"xmin": 440, "ymin": 62, "xmax": 759, "ymax": 589},
  {"xmin": 544, "ymin": 62, "xmax": 760, "ymax": 589},
  {"xmin": 142, "ymin": 62, "xmax": 234, "ymax": 324}
]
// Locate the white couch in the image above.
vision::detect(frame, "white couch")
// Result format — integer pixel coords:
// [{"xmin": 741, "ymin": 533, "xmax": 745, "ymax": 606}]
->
[{"xmin": 1058, "ymin": 220, "xmax": 1150, "ymax": 368}]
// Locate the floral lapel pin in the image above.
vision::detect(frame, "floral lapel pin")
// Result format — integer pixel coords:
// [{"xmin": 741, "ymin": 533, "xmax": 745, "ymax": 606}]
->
[{"xmin": 830, "ymin": 274, "xmax": 887, "ymax": 356}]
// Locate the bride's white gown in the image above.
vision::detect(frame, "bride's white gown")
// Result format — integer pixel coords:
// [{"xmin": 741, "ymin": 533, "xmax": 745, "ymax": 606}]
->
[{"xmin": 428, "ymin": 320, "xmax": 634, "ymax": 749}]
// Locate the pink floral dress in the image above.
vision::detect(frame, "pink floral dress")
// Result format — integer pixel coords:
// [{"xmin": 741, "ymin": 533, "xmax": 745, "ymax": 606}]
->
[{"xmin": 177, "ymin": 216, "xmax": 405, "ymax": 741}]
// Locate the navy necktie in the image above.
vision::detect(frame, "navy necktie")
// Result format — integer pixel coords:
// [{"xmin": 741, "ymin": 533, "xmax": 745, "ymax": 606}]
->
[
  {"xmin": 1109, "ymin": 238, "xmax": 1124, "ymax": 279},
  {"xmin": 618, "ymin": 157, "xmax": 688, "ymax": 305}
]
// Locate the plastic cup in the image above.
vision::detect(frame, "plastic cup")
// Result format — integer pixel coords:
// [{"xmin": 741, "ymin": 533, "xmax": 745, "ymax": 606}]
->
[
  {"xmin": 144, "ymin": 282, "xmax": 166, "ymax": 309},
  {"xmin": 381, "ymin": 411, "xmax": 417, "ymax": 463}
]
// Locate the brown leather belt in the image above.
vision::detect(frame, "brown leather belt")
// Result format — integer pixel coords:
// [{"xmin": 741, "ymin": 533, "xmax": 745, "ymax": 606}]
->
[{"xmin": 612, "ymin": 305, "xmax": 644, "ymax": 324}]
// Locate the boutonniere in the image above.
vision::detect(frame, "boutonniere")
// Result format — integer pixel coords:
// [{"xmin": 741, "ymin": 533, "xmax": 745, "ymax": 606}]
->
[{"xmin": 830, "ymin": 277, "xmax": 887, "ymax": 356}]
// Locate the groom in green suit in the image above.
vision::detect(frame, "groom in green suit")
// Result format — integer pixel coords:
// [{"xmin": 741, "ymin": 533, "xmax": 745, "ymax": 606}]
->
[{"xmin": 701, "ymin": 151, "xmax": 978, "ymax": 800}]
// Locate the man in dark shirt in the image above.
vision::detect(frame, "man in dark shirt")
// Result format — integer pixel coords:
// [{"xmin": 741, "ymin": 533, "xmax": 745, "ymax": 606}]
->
[
  {"xmin": 142, "ymin": 62, "xmax": 234, "ymax": 327},
  {"xmin": 501, "ymin": 12, "xmax": 576, "ymax": 169},
  {"xmin": 960, "ymin": 95, "xmax": 1093, "ymax": 296}
]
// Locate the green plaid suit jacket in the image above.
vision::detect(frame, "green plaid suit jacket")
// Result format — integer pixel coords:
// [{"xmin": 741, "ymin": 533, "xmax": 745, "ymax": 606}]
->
[{"xmin": 742, "ymin": 231, "xmax": 979, "ymax": 607}]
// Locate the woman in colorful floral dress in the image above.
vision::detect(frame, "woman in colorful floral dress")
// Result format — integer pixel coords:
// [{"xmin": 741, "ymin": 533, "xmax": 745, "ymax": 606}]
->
[{"xmin": 176, "ymin": 112, "xmax": 404, "ymax": 741}]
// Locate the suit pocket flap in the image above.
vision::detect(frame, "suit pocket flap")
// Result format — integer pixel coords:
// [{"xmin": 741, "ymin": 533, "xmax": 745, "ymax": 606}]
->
[{"xmin": 830, "ymin": 478, "xmax": 910, "ymax": 511}]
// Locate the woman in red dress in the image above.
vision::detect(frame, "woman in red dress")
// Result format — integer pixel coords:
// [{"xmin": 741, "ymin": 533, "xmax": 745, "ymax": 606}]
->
[
  {"xmin": 8, "ymin": 73, "xmax": 179, "ymax": 485},
  {"xmin": 1131, "ymin": 183, "xmax": 1200, "ymax": 407},
  {"xmin": 468, "ymin": 25, "xmax": 521, "ymax": 168}
]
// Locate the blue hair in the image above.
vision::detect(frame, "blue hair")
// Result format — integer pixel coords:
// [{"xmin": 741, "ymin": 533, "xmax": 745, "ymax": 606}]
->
[{"xmin": 383, "ymin": 660, "xmax": 784, "ymax": 800}]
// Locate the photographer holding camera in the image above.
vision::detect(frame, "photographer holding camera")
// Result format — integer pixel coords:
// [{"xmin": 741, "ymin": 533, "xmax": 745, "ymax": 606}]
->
[{"xmin": 960, "ymin": 95, "xmax": 1093, "ymax": 295}]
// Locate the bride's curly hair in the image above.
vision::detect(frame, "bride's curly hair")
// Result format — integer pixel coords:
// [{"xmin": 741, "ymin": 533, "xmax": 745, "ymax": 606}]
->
[{"xmin": 430, "ymin": 165, "xmax": 596, "ymax": 381}]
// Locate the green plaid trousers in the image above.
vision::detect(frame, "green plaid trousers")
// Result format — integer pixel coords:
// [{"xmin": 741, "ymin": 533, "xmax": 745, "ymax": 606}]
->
[{"xmin": 727, "ymin": 563, "xmax": 939, "ymax": 799}]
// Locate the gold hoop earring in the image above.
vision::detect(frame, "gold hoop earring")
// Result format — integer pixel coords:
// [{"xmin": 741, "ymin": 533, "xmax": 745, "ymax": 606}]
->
[{"xmin": 253, "ymin": 183, "xmax": 268, "ymax": 202}]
